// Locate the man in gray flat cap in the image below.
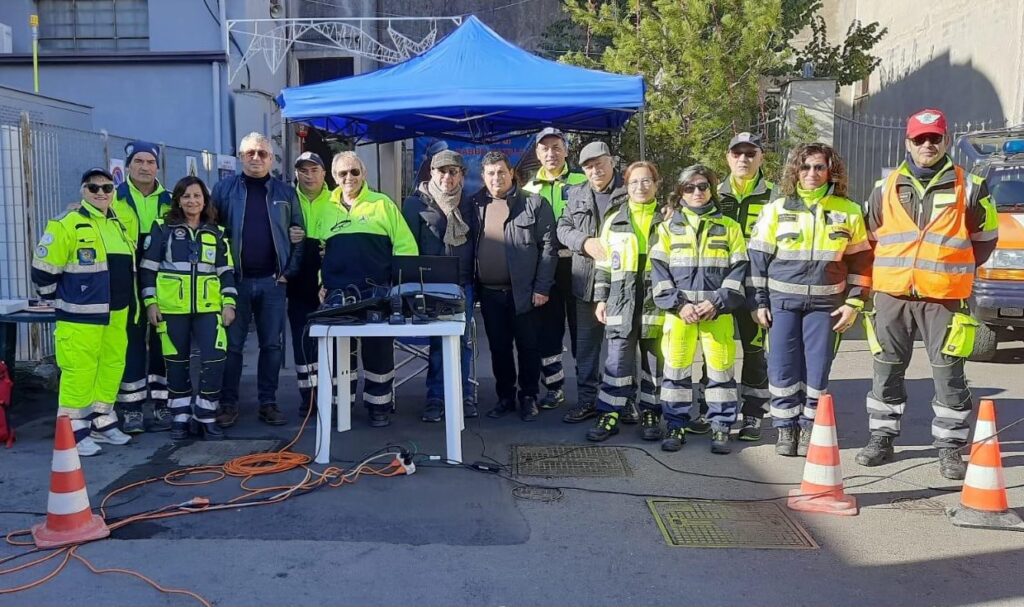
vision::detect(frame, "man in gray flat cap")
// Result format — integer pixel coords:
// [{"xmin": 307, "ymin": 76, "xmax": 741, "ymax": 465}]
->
[
  {"xmin": 402, "ymin": 149, "xmax": 478, "ymax": 423},
  {"xmin": 555, "ymin": 141, "xmax": 638, "ymax": 425}
]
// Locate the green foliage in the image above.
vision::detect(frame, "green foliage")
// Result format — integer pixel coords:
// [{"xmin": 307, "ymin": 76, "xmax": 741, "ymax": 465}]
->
[
  {"xmin": 763, "ymin": 106, "xmax": 820, "ymax": 180},
  {"xmin": 556, "ymin": 0, "xmax": 785, "ymax": 184},
  {"xmin": 546, "ymin": 0, "xmax": 885, "ymax": 189}
]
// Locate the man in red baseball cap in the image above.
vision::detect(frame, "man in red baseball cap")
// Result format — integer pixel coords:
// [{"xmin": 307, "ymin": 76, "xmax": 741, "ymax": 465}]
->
[{"xmin": 857, "ymin": 107, "xmax": 999, "ymax": 480}]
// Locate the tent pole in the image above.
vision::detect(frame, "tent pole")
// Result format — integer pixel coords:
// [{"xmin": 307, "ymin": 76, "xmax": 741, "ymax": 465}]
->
[
  {"xmin": 638, "ymin": 110, "xmax": 646, "ymax": 161},
  {"xmin": 376, "ymin": 143, "xmax": 382, "ymax": 191}
]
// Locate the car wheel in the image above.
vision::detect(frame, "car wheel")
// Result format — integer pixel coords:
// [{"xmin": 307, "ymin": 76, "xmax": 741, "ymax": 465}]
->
[{"xmin": 968, "ymin": 322, "xmax": 998, "ymax": 362}]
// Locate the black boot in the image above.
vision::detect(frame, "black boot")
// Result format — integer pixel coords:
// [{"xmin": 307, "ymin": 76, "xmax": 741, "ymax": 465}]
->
[
  {"xmin": 171, "ymin": 421, "xmax": 189, "ymax": 441},
  {"xmin": 855, "ymin": 435, "xmax": 895, "ymax": 467},
  {"xmin": 190, "ymin": 419, "xmax": 224, "ymax": 441},
  {"xmin": 519, "ymin": 395, "xmax": 540, "ymax": 422}
]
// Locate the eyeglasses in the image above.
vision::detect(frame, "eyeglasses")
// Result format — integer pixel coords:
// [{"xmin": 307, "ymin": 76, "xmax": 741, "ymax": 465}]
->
[
  {"xmin": 799, "ymin": 163, "xmax": 828, "ymax": 173},
  {"xmin": 241, "ymin": 149, "xmax": 270, "ymax": 160},
  {"xmin": 336, "ymin": 168, "xmax": 361, "ymax": 178},
  {"xmin": 681, "ymin": 182, "xmax": 711, "ymax": 194},
  {"xmin": 730, "ymin": 150, "xmax": 759, "ymax": 159},
  {"xmin": 84, "ymin": 183, "xmax": 115, "ymax": 194},
  {"xmin": 910, "ymin": 133, "xmax": 944, "ymax": 146},
  {"xmin": 435, "ymin": 167, "xmax": 462, "ymax": 176},
  {"xmin": 628, "ymin": 178, "xmax": 653, "ymax": 188}
]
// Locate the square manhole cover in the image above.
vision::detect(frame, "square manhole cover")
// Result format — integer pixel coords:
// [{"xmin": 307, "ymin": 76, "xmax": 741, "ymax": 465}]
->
[
  {"xmin": 512, "ymin": 445, "xmax": 631, "ymax": 478},
  {"xmin": 647, "ymin": 499, "xmax": 818, "ymax": 549},
  {"xmin": 169, "ymin": 439, "xmax": 281, "ymax": 467}
]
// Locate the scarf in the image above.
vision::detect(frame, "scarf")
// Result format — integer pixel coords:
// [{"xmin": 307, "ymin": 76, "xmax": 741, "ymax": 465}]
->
[{"xmin": 421, "ymin": 181, "xmax": 469, "ymax": 248}]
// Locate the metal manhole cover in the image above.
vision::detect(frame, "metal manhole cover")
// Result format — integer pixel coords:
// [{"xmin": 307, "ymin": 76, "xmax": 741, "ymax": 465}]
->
[
  {"xmin": 169, "ymin": 440, "xmax": 281, "ymax": 466},
  {"xmin": 647, "ymin": 499, "xmax": 818, "ymax": 549},
  {"xmin": 511, "ymin": 445, "xmax": 631, "ymax": 478},
  {"xmin": 512, "ymin": 485, "xmax": 564, "ymax": 502},
  {"xmin": 891, "ymin": 497, "xmax": 946, "ymax": 515}
]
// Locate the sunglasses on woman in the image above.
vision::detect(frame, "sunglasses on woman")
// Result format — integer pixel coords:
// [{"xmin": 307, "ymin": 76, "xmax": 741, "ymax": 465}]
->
[
  {"xmin": 336, "ymin": 168, "xmax": 361, "ymax": 178},
  {"xmin": 681, "ymin": 182, "xmax": 711, "ymax": 194},
  {"xmin": 84, "ymin": 183, "xmax": 115, "ymax": 194},
  {"xmin": 799, "ymin": 163, "xmax": 828, "ymax": 173}
]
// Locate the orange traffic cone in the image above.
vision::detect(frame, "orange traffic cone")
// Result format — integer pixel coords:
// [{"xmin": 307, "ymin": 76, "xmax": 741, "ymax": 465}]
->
[
  {"xmin": 788, "ymin": 394, "xmax": 858, "ymax": 516},
  {"xmin": 947, "ymin": 400, "xmax": 1024, "ymax": 531},
  {"xmin": 31, "ymin": 415, "xmax": 110, "ymax": 548}
]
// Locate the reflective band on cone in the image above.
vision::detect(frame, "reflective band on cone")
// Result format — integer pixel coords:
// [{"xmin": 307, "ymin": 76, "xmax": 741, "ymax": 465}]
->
[
  {"xmin": 788, "ymin": 394, "xmax": 858, "ymax": 516},
  {"xmin": 31, "ymin": 416, "xmax": 110, "ymax": 548},
  {"xmin": 947, "ymin": 400, "xmax": 1024, "ymax": 532}
]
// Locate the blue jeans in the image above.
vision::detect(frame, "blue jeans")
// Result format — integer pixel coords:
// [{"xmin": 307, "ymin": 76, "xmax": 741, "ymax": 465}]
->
[
  {"xmin": 222, "ymin": 275, "xmax": 287, "ymax": 407},
  {"xmin": 426, "ymin": 284, "xmax": 476, "ymax": 405}
]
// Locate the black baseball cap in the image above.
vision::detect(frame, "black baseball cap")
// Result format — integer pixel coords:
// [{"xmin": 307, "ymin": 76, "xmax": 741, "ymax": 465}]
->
[{"xmin": 81, "ymin": 167, "xmax": 114, "ymax": 183}]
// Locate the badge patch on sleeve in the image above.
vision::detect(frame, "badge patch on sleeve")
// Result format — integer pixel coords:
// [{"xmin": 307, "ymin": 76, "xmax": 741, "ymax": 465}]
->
[
  {"xmin": 40, "ymin": 233, "xmax": 55, "ymax": 245},
  {"xmin": 143, "ymin": 235, "xmax": 152, "ymax": 250},
  {"xmin": 174, "ymin": 228, "xmax": 187, "ymax": 240},
  {"xmin": 611, "ymin": 251, "xmax": 621, "ymax": 271},
  {"xmin": 204, "ymin": 248, "xmax": 216, "ymax": 262},
  {"xmin": 77, "ymin": 248, "xmax": 96, "ymax": 265},
  {"xmin": 36, "ymin": 245, "xmax": 48, "ymax": 257}
]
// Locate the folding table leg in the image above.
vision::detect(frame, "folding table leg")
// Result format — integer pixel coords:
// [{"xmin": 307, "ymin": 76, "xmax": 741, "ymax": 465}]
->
[
  {"xmin": 441, "ymin": 334, "xmax": 464, "ymax": 463},
  {"xmin": 315, "ymin": 336, "xmax": 332, "ymax": 464},
  {"xmin": 336, "ymin": 337, "xmax": 352, "ymax": 432}
]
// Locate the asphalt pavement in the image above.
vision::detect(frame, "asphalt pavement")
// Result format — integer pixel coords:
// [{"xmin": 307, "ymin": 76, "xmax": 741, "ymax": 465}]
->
[{"xmin": 2, "ymin": 316, "xmax": 1023, "ymax": 607}]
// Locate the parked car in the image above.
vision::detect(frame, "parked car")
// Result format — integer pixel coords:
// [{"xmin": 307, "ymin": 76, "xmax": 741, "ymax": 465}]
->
[{"xmin": 955, "ymin": 128, "xmax": 1024, "ymax": 361}]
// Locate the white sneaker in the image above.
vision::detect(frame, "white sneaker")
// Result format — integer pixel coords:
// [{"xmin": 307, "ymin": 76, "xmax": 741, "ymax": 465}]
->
[
  {"xmin": 77, "ymin": 436, "xmax": 103, "ymax": 457},
  {"xmin": 91, "ymin": 427, "xmax": 132, "ymax": 445}
]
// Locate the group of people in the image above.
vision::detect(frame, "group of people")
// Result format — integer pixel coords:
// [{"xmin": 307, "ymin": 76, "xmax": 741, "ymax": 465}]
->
[{"xmin": 32, "ymin": 107, "xmax": 998, "ymax": 481}]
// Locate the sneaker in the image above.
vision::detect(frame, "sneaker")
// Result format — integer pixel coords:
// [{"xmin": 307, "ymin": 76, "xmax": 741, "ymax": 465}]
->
[
  {"xmin": 369, "ymin": 409, "xmax": 391, "ymax": 428},
  {"xmin": 149, "ymin": 407, "xmax": 173, "ymax": 432},
  {"xmin": 562, "ymin": 402, "xmax": 597, "ymax": 423},
  {"xmin": 687, "ymin": 416, "xmax": 712, "ymax": 435},
  {"xmin": 519, "ymin": 395, "xmax": 540, "ymax": 422},
  {"xmin": 539, "ymin": 389, "xmax": 565, "ymax": 410},
  {"xmin": 938, "ymin": 447, "xmax": 967, "ymax": 480},
  {"xmin": 737, "ymin": 416, "xmax": 762, "ymax": 442},
  {"xmin": 76, "ymin": 436, "xmax": 102, "ymax": 457},
  {"xmin": 91, "ymin": 427, "xmax": 131, "ymax": 445},
  {"xmin": 661, "ymin": 427, "xmax": 686, "ymax": 452},
  {"xmin": 258, "ymin": 404, "xmax": 287, "ymax": 426},
  {"xmin": 855, "ymin": 435, "xmax": 895, "ymax": 467},
  {"xmin": 586, "ymin": 412, "xmax": 620, "ymax": 442},
  {"xmin": 797, "ymin": 426, "xmax": 813, "ymax": 457},
  {"xmin": 216, "ymin": 404, "xmax": 239, "ymax": 428},
  {"xmin": 711, "ymin": 430, "xmax": 732, "ymax": 454},
  {"xmin": 640, "ymin": 410, "xmax": 663, "ymax": 441},
  {"xmin": 486, "ymin": 398, "xmax": 517, "ymax": 419},
  {"xmin": 620, "ymin": 400, "xmax": 640, "ymax": 424},
  {"xmin": 463, "ymin": 402, "xmax": 479, "ymax": 419},
  {"xmin": 121, "ymin": 410, "xmax": 145, "ymax": 435},
  {"xmin": 421, "ymin": 400, "xmax": 444, "ymax": 423},
  {"xmin": 775, "ymin": 426, "xmax": 798, "ymax": 457}
]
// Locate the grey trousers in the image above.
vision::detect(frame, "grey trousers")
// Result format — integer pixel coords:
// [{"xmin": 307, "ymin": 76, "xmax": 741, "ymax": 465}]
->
[{"xmin": 866, "ymin": 292, "xmax": 972, "ymax": 448}]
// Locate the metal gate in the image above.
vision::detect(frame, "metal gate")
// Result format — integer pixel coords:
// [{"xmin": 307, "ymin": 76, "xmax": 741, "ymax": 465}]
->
[{"xmin": 833, "ymin": 113, "xmax": 1008, "ymax": 203}]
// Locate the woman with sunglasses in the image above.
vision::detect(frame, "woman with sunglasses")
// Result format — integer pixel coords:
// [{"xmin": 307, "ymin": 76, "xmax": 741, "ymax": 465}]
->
[
  {"xmin": 650, "ymin": 165, "xmax": 748, "ymax": 454},
  {"xmin": 31, "ymin": 168, "xmax": 138, "ymax": 456},
  {"xmin": 140, "ymin": 176, "xmax": 237, "ymax": 440},
  {"xmin": 311, "ymin": 151, "xmax": 418, "ymax": 428},
  {"xmin": 587, "ymin": 161, "xmax": 666, "ymax": 443},
  {"xmin": 748, "ymin": 143, "xmax": 871, "ymax": 457}
]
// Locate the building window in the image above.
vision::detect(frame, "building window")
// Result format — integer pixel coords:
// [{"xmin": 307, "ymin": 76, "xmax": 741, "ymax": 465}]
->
[{"xmin": 37, "ymin": 0, "xmax": 149, "ymax": 52}]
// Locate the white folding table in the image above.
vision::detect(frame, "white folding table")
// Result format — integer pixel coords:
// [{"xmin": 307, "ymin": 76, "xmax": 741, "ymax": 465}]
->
[{"xmin": 308, "ymin": 319, "xmax": 467, "ymax": 465}]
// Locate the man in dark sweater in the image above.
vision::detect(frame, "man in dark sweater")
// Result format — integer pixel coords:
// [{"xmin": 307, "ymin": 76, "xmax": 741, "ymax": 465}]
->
[{"xmin": 212, "ymin": 132, "xmax": 305, "ymax": 428}]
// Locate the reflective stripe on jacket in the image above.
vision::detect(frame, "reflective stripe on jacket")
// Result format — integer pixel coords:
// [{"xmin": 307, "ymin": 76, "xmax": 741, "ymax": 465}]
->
[
  {"xmin": 31, "ymin": 202, "xmax": 136, "ymax": 324},
  {"xmin": 748, "ymin": 187, "xmax": 872, "ymax": 309},
  {"xmin": 595, "ymin": 200, "xmax": 665, "ymax": 339},
  {"xmin": 649, "ymin": 204, "xmax": 749, "ymax": 314},
  {"xmin": 139, "ymin": 220, "xmax": 237, "ymax": 315}
]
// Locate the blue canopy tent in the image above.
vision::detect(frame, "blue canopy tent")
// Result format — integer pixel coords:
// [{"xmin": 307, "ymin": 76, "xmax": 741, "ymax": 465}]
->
[{"xmin": 277, "ymin": 15, "xmax": 645, "ymax": 144}]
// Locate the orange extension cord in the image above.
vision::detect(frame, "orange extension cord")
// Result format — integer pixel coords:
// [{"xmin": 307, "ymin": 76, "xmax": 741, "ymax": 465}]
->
[{"xmin": 1, "ymin": 396, "xmax": 412, "ymax": 606}]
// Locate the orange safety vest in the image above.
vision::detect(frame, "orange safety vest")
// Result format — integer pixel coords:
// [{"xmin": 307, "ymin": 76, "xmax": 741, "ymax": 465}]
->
[{"xmin": 872, "ymin": 166, "xmax": 975, "ymax": 298}]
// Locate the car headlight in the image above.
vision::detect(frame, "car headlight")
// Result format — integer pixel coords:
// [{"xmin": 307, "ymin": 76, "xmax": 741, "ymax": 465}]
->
[{"xmin": 988, "ymin": 249, "xmax": 1024, "ymax": 270}]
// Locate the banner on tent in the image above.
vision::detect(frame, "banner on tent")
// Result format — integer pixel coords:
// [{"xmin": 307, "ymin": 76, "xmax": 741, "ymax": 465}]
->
[{"xmin": 413, "ymin": 135, "xmax": 533, "ymax": 195}]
